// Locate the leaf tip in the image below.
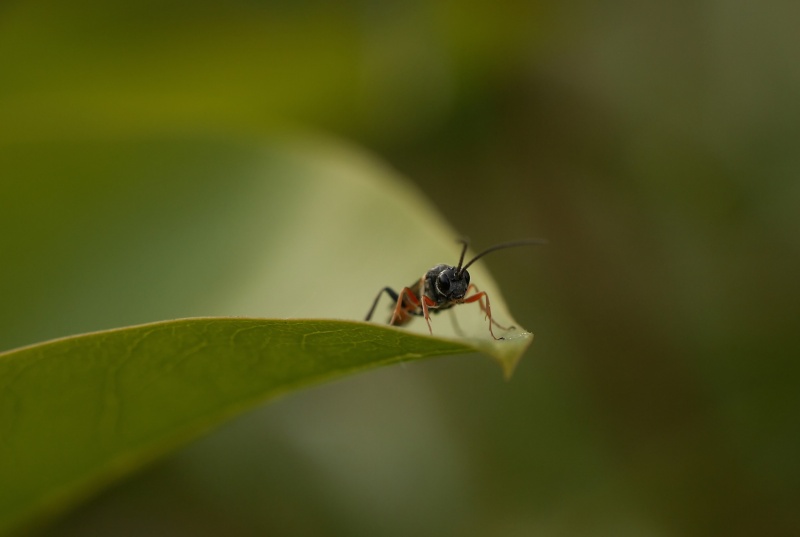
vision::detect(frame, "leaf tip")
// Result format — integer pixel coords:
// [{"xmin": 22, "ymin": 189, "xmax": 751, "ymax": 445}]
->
[
  {"xmin": 460, "ymin": 329, "xmax": 534, "ymax": 380},
  {"xmin": 497, "ymin": 331, "xmax": 534, "ymax": 380}
]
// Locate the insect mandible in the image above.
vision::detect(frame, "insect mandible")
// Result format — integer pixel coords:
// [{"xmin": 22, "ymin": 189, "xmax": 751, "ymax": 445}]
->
[{"xmin": 365, "ymin": 238, "xmax": 546, "ymax": 340}]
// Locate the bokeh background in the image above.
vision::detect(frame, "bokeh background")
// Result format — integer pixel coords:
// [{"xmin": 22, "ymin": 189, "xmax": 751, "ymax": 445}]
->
[{"xmin": 2, "ymin": 1, "xmax": 799, "ymax": 536}]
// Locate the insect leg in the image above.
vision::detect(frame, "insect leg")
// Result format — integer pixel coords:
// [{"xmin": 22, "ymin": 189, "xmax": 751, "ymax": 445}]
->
[
  {"xmin": 366, "ymin": 280, "xmax": 438, "ymax": 334},
  {"xmin": 389, "ymin": 286, "xmax": 423, "ymax": 327},
  {"xmin": 447, "ymin": 307, "xmax": 467, "ymax": 337},
  {"xmin": 389, "ymin": 278, "xmax": 438, "ymax": 334},
  {"xmin": 417, "ymin": 278, "xmax": 438, "ymax": 335},
  {"xmin": 465, "ymin": 284, "xmax": 514, "ymax": 329},
  {"xmin": 365, "ymin": 287, "xmax": 400, "ymax": 321},
  {"xmin": 463, "ymin": 285, "xmax": 513, "ymax": 340}
]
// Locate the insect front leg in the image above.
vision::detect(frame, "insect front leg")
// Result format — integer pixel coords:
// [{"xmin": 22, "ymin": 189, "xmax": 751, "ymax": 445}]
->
[
  {"xmin": 417, "ymin": 279, "xmax": 439, "ymax": 335},
  {"xmin": 463, "ymin": 284, "xmax": 514, "ymax": 340}
]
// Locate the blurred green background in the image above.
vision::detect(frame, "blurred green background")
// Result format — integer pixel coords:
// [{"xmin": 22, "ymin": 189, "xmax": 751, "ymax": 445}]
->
[{"xmin": 2, "ymin": 1, "xmax": 799, "ymax": 536}]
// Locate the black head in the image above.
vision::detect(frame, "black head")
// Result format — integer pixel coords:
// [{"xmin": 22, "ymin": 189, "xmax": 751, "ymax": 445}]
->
[{"xmin": 427, "ymin": 263, "xmax": 471, "ymax": 303}]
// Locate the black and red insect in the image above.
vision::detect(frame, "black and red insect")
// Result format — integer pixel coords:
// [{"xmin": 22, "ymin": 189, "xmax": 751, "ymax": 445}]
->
[{"xmin": 365, "ymin": 238, "xmax": 545, "ymax": 339}]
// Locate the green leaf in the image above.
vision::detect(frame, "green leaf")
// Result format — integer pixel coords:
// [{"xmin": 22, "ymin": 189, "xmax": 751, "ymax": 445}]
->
[
  {"xmin": 0, "ymin": 318, "xmax": 482, "ymax": 535},
  {"xmin": 0, "ymin": 135, "xmax": 536, "ymax": 535},
  {"xmin": 0, "ymin": 318, "xmax": 530, "ymax": 535}
]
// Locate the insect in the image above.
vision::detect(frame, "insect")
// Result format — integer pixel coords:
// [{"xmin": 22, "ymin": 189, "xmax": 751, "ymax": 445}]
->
[{"xmin": 365, "ymin": 238, "xmax": 546, "ymax": 339}]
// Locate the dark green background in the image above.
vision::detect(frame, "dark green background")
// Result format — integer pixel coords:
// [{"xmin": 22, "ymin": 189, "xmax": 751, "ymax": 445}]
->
[{"xmin": 2, "ymin": 1, "xmax": 798, "ymax": 535}]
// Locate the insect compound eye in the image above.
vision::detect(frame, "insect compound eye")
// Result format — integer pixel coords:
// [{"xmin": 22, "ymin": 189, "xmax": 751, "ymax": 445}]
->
[{"xmin": 436, "ymin": 271, "xmax": 451, "ymax": 293}]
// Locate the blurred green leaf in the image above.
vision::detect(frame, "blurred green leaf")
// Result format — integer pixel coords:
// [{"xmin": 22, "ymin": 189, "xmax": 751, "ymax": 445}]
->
[
  {"xmin": 0, "ymin": 318, "xmax": 485, "ymax": 535},
  {"xmin": 0, "ymin": 134, "xmax": 533, "ymax": 345}
]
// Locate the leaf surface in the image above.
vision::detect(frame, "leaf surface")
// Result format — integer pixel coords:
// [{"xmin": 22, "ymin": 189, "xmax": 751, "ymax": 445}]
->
[{"xmin": 0, "ymin": 318, "xmax": 482, "ymax": 534}]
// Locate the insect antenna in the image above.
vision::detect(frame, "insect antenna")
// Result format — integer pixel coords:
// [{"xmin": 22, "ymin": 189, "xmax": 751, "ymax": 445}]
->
[
  {"xmin": 458, "ymin": 238, "xmax": 547, "ymax": 275},
  {"xmin": 455, "ymin": 239, "xmax": 470, "ymax": 272}
]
